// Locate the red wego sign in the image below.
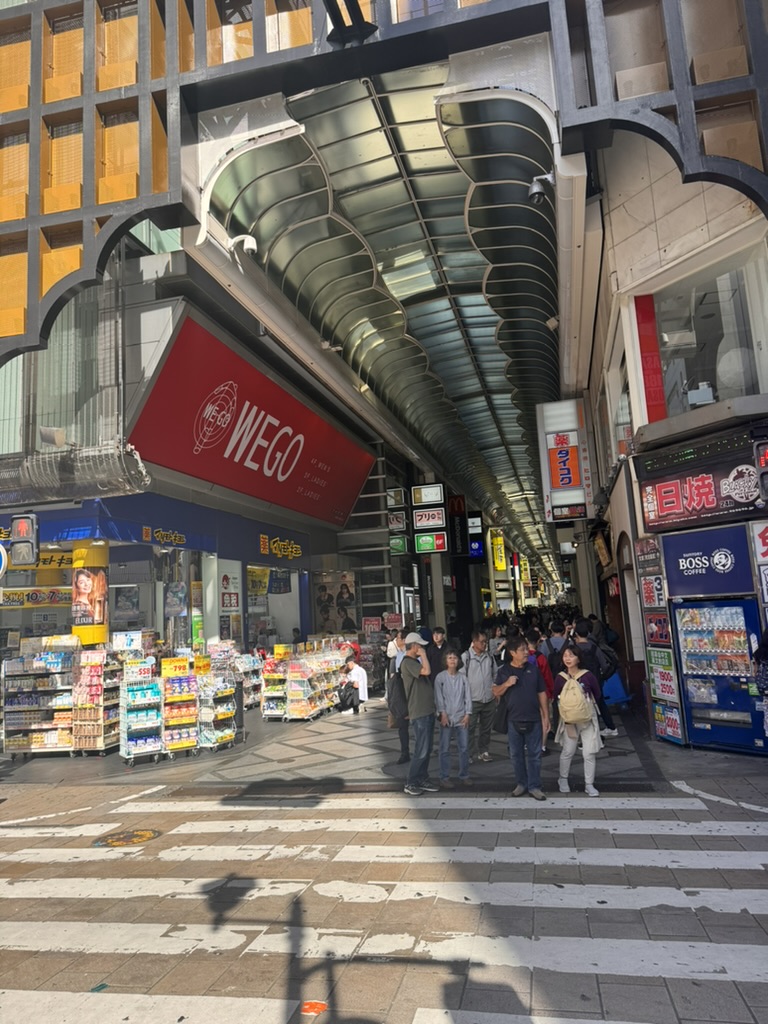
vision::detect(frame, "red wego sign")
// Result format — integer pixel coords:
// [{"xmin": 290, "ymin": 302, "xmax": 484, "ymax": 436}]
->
[{"xmin": 130, "ymin": 318, "xmax": 375, "ymax": 526}]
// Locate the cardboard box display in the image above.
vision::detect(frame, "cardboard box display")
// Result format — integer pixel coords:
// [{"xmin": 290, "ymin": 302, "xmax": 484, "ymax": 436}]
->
[
  {"xmin": 691, "ymin": 45, "xmax": 748, "ymax": 85},
  {"xmin": 701, "ymin": 121, "xmax": 763, "ymax": 171},
  {"xmin": 616, "ymin": 62, "xmax": 669, "ymax": 100}
]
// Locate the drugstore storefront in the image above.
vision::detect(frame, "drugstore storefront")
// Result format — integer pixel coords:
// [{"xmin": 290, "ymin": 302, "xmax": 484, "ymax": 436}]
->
[{"xmin": 0, "ymin": 493, "xmax": 314, "ymax": 654}]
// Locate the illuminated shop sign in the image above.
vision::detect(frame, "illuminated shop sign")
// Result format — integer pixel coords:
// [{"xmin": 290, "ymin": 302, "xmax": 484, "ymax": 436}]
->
[{"xmin": 641, "ymin": 461, "xmax": 761, "ymax": 532}]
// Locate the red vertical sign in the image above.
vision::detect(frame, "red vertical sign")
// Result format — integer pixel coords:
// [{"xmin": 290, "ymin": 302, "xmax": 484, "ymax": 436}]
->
[{"xmin": 635, "ymin": 295, "xmax": 667, "ymax": 423}]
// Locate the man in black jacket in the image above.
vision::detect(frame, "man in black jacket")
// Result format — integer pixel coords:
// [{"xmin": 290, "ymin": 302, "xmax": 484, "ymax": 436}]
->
[{"xmin": 426, "ymin": 626, "xmax": 448, "ymax": 681}]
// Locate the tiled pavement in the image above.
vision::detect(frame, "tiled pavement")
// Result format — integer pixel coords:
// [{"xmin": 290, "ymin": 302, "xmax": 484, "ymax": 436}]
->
[{"xmin": 0, "ymin": 702, "xmax": 767, "ymax": 1023}]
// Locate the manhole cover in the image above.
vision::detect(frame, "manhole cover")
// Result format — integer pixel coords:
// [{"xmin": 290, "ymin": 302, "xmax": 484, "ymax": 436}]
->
[{"xmin": 92, "ymin": 828, "xmax": 161, "ymax": 847}]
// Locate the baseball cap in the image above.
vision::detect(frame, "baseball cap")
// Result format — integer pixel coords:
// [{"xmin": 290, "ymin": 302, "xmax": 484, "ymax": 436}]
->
[{"xmin": 405, "ymin": 632, "xmax": 428, "ymax": 646}]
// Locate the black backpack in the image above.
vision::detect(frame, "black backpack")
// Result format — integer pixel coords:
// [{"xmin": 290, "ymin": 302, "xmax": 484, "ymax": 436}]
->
[
  {"xmin": 583, "ymin": 637, "xmax": 618, "ymax": 682},
  {"xmin": 543, "ymin": 638, "xmax": 564, "ymax": 679}
]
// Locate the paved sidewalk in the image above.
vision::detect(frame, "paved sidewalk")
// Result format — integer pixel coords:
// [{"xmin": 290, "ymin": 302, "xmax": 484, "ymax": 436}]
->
[{"xmin": 1, "ymin": 700, "xmax": 767, "ymax": 811}]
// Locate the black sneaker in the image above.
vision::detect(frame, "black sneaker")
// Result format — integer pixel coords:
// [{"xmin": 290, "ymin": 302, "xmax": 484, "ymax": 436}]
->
[{"xmin": 419, "ymin": 780, "xmax": 440, "ymax": 793}]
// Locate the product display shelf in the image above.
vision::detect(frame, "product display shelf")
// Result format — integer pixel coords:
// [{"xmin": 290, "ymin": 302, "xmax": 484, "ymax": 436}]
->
[
  {"xmin": 72, "ymin": 650, "xmax": 122, "ymax": 756},
  {"xmin": 198, "ymin": 670, "xmax": 237, "ymax": 750},
  {"xmin": 162, "ymin": 671, "xmax": 199, "ymax": 759},
  {"xmin": 120, "ymin": 657, "xmax": 163, "ymax": 766},
  {"xmin": 677, "ymin": 610, "xmax": 751, "ymax": 677},
  {"xmin": 2, "ymin": 639, "xmax": 79, "ymax": 759},
  {"xmin": 261, "ymin": 657, "xmax": 289, "ymax": 720},
  {"xmin": 286, "ymin": 658, "xmax": 325, "ymax": 721},
  {"xmin": 235, "ymin": 652, "xmax": 263, "ymax": 709}
]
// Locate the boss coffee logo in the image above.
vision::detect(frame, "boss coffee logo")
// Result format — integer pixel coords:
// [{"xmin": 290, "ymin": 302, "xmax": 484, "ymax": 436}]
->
[{"xmin": 677, "ymin": 546, "xmax": 735, "ymax": 576}]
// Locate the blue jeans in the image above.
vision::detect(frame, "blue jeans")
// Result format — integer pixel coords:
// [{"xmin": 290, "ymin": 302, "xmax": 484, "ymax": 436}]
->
[
  {"xmin": 507, "ymin": 719, "xmax": 543, "ymax": 791},
  {"xmin": 439, "ymin": 722, "xmax": 469, "ymax": 780},
  {"xmin": 407, "ymin": 714, "xmax": 436, "ymax": 787}
]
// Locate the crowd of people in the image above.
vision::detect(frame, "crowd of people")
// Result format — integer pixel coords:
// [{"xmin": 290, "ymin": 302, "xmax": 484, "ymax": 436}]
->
[{"xmin": 378, "ymin": 608, "xmax": 622, "ymax": 799}]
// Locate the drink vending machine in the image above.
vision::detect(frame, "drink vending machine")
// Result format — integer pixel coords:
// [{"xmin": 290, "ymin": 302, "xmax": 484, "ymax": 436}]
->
[{"xmin": 662, "ymin": 525, "xmax": 768, "ymax": 755}]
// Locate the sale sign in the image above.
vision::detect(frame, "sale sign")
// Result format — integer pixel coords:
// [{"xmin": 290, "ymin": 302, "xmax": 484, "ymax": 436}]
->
[
  {"xmin": 648, "ymin": 647, "xmax": 680, "ymax": 705},
  {"xmin": 653, "ymin": 701, "xmax": 684, "ymax": 744}
]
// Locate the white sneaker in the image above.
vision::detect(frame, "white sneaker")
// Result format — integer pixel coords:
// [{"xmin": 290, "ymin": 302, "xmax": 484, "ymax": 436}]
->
[
  {"xmin": 558, "ymin": 777, "xmax": 570, "ymax": 793},
  {"xmin": 340, "ymin": 709, "xmax": 354, "ymax": 715},
  {"xmin": 600, "ymin": 728, "xmax": 618, "ymax": 738},
  {"xmin": 585, "ymin": 784, "xmax": 600, "ymax": 797}
]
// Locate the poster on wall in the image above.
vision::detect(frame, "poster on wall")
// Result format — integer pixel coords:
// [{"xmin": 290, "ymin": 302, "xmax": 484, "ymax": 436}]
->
[
  {"xmin": 114, "ymin": 586, "xmax": 140, "ymax": 622},
  {"xmin": 219, "ymin": 560, "xmax": 243, "ymax": 645},
  {"xmin": 165, "ymin": 581, "xmax": 188, "ymax": 617},
  {"xmin": 71, "ymin": 566, "xmax": 108, "ymax": 627},
  {"xmin": 313, "ymin": 572, "xmax": 359, "ymax": 634},
  {"xmin": 644, "ymin": 611, "xmax": 671, "ymax": 646}
]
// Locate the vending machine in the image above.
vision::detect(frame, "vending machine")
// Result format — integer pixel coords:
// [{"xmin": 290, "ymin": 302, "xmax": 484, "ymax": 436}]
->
[
  {"xmin": 662, "ymin": 525, "xmax": 767, "ymax": 755},
  {"xmin": 671, "ymin": 598, "xmax": 764, "ymax": 753}
]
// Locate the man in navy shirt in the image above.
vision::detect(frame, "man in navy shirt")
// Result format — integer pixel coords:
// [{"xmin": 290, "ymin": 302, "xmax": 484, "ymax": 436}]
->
[{"xmin": 493, "ymin": 636, "xmax": 550, "ymax": 800}]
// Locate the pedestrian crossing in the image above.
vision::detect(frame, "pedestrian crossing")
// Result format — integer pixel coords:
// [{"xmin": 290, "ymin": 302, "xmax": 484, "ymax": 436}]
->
[{"xmin": 0, "ymin": 791, "xmax": 766, "ymax": 1022}]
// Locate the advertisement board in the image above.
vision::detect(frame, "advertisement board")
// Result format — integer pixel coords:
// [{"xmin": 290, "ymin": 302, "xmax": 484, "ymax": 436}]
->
[
  {"xmin": 640, "ymin": 461, "xmax": 762, "ymax": 533},
  {"xmin": 647, "ymin": 646, "xmax": 680, "ymax": 704},
  {"xmin": 129, "ymin": 317, "xmax": 375, "ymax": 527},
  {"xmin": 662, "ymin": 525, "xmax": 753, "ymax": 597},
  {"xmin": 653, "ymin": 701, "xmax": 684, "ymax": 743}
]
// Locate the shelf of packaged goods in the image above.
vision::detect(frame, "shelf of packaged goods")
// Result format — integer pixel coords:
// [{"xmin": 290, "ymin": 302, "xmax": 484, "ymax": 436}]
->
[
  {"xmin": 123, "ymin": 743, "xmax": 163, "ymax": 756},
  {"xmin": 6, "ymin": 722, "xmax": 72, "ymax": 731},
  {"xmin": 214, "ymin": 710, "xmax": 235, "ymax": 721},
  {"xmin": 126, "ymin": 720, "xmax": 163, "ymax": 732},
  {"xmin": 104, "ymin": 699, "xmax": 120, "ymax": 708},
  {"xmin": 165, "ymin": 739, "xmax": 197, "ymax": 751},
  {"xmin": 4, "ymin": 703, "xmax": 73, "ymax": 711},
  {"xmin": 164, "ymin": 693, "xmax": 197, "ymax": 703},
  {"xmin": 165, "ymin": 715, "xmax": 197, "ymax": 726},
  {"xmin": 125, "ymin": 700, "xmax": 162, "ymax": 710},
  {"xmin": 212, "ymin": 688, "xmax": 235, "ymax": 698}
]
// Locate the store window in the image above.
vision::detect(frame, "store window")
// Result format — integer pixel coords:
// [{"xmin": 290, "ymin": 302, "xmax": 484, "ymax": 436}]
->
[
  {"xmin": 653, "ymin": 244, "xmax": 768, "ymax": 416},
  {"xmin": 247, "ymin": 565, "xmax": 302, "ymax": 647}
]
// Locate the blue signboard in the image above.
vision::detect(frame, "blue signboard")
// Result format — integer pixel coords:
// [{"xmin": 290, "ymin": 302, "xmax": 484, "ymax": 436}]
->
[{"xmin": 662, "ymin": 525, "xmax": 754, "ymax": 597}]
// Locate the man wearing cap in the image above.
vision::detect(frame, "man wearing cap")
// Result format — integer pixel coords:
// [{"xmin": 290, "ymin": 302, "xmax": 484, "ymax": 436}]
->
[
  {"xmin": 426, "ymin": 626, "xmax": 448, "ymax": 682},
  {"xmin": 401, "ymin": 632, "xmax": 439, "ymax": 795}
]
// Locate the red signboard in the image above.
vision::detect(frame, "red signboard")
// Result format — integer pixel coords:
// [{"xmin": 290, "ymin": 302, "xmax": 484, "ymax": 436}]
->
[
  {"xmin": 129, "ymin": 318, "xmax": 375, "ymax": 527},
  {"xmin": 640, "ymin": 460, "xmax": 762, "ymax": 532},
  {"xmin": 635, "ymin": 295, "xmax": 667, "ymax": 423},
  {"xmin": 548, "ymin": 445, "xmax": 581, "ymax": 488}
]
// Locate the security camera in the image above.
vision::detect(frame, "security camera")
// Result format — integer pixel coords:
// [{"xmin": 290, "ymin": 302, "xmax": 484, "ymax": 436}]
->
[
  {"xmin": 527, "ymin": 172, "xmax": 555, "ymax": 206},
  {"xmin": 227, "ymin": 234, "xmax": 257, "ymax": 255}
]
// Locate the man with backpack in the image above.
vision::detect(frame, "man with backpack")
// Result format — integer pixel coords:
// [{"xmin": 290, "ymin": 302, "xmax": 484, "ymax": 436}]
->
[
  {"xmin": 573, "ymin": 618, "xmax": 619, "ymax": 736},
  {"xmin": 539, "ymin": 619, "xmax": 568, "ymax": 678}
]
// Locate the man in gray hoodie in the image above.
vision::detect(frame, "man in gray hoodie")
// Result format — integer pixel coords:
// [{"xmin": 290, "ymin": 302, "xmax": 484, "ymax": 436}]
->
[{"xmin": 462, "ymin": 630, "xmax": 496, "ymax": 762}]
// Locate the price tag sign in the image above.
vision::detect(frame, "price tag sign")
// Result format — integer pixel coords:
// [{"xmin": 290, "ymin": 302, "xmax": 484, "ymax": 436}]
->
[
  {"xmin": 194, "ymin": 655, "xmax": 211, "ymax": 675},
  {"xmin": 161, "ymin": 656, "xmax": 190, "ymax": 678},
  {"xmin": 648, "ymin": 647, "xmax": 679, "ymax": 704},
  {"xmin": 124, "ymin": 659, "xmax": 155, "ymax": 683}
]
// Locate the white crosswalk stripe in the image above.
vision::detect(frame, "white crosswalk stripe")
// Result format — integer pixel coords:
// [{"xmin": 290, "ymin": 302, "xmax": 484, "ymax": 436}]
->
[{"xmin": 1, "ymin": 794, "xmax": 766, "ymax": 1020}]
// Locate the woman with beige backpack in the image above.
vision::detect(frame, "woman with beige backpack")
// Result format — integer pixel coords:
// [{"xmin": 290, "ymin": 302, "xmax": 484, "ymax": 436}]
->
[{"xmin": 554, "ymin": 644, "xmax": 604, "ymax": 797}]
